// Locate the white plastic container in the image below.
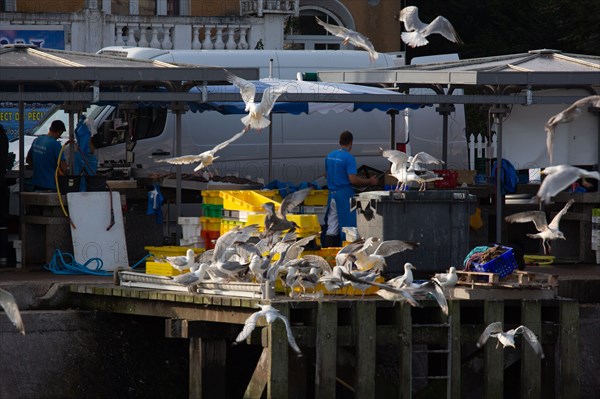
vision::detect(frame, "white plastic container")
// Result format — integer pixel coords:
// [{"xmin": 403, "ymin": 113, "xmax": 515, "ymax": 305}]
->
[{"xmin": 12, "ymin": 240, "xmax": 21, "ymax": 264}]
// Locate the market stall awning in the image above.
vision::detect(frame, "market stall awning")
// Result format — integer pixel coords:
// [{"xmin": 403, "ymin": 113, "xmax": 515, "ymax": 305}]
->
[{"xmin": 188, "ymin": 78, "xmax": 427, "ymax": 115}]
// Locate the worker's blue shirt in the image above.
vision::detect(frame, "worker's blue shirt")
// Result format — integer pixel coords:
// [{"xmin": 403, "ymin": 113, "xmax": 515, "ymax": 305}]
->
[
  {"xmin": 29, "ymin": 135, "xmax": 64, "ymax": 190},
  {"xmin": 325, "ymin": 148, "xmax": 358, "ymax": 235},
  {"xmin": 325, "ymin": 148, "xmax": 357, "ymax": 190}
]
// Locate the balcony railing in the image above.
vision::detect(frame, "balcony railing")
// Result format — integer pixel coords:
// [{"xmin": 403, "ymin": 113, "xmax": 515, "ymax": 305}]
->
[
  {"xmin": 240, "ymin": 0, "xmax": 299, "ymax": 17},
  {"xmin": 0, "ymin": 11, "xmax": 258, "ymax": 51}
]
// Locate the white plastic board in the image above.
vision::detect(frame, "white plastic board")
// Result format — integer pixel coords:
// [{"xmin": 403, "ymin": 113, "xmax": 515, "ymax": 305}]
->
[{"xmin": 67, "ymin": 192, "xmax": 129, "ymax": 271}]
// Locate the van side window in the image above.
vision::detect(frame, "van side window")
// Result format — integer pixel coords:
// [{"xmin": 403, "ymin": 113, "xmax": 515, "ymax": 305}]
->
[{"xmin": 93, "ymin": 107, "xmax": 167, "ymax": 148}]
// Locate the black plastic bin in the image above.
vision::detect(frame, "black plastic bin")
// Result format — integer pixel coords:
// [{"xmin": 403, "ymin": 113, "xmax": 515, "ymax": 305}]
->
[
  {"xmin": 85, "ymin": 175, "xmax": 109, "ymax": 192},
  {"xmin": 353, "ymin": 190, "xmax": 476, "ymax": 273}
]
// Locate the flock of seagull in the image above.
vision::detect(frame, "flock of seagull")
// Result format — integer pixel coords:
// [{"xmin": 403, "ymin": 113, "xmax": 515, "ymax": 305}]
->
[{"xmin": 3, "ymin": 5, "xmax": 590, "ymax": 368}]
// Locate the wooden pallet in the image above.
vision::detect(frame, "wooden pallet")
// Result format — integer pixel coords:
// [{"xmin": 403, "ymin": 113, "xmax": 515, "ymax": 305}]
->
[{"xmin": 456, "ymin": 270, "xmax": 558, "ymax": 288}]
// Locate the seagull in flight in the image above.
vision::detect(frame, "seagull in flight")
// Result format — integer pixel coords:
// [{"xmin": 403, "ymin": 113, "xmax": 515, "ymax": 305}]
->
[
  {"xmin": 0, "ymin": 287, "xmax": 25, "ymax": 335},
  {"xmin": 260, "ymin": 188, "xmax": 313, "ymax": 241},
  {"xmin": 505, "ymin": 199, "xmax": 574, "ymax": 255},
  {"xmin": 224, "ymin": 69, "xmax": 284, "ymax": 132},
  {"xmin": 234, "ymin": 304, "xmax": 302, "ymax": 357},
  {"xmin": 315, "ymin": 16, "xmax": 379, "ymax": 63},
  {"xmin": 545, "ymin": 95, "xmax": 600, "ymax": 164},
  {"xmin": 397, "ymin": 6, "xmax": 462, "ymax": 48},
  {"xmin": 477, "ymin": 321, "xmax": 545, "ymax": 359},
  {"xmin": 154, "ymin": 129, "xmax": 245, "ymax": 172},
  {"xmin": 533, "ymin": 165, "xmax": 600, "ymax": 204},
  {"xmin": 381, "ymin": 148, "xmax": 443, "ymax": 191}
]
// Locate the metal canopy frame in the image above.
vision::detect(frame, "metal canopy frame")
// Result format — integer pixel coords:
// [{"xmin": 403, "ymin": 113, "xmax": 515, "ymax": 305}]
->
[{"xmin": 317, "ymin": 49, "xmax": 600, "ymax": 244}]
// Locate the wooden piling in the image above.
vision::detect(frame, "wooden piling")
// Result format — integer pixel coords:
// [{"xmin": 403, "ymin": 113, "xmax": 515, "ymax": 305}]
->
[
  {"xmin": 559, "ymin": 299, "xmax": 579, "ymax": 399},
  {"xmin": 521, "ymin": 300, "xmax": 542, "ymax": 399},
  {"xmin": 483, "ymin": 300, "xmax": 504, "ymax": 399},
  {"xmin": 315, "ymin": 302, "xmax": 337, "ymax": 399},
  {"xmin": 354, "ymin": 301, "xmax": 376, "ymax": 399}
]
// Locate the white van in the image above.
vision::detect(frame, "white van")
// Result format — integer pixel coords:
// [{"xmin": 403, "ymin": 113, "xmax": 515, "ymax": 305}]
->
[{"xmin": 13, "ymin": 48, "xmax": 467, "ymax": 184}]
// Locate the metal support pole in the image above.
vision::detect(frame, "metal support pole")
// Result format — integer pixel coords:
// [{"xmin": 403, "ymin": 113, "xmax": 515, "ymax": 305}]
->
[
  {"xmin": 491, "ymin": 105, "xmax": 508, "ymax": 244},
  {"xmin": 387, "ymin": 109, "xmax": 399, "ymax": 149},
  {"xmin": 436, "ymin": 104, "xmax": 455, "ymax": 169},
  {"xmin": 172, "ymin": 102, "xmax": 186, "ymax": 244},
  {"xmin": 18, "ymin": 85, "xmax": 24, "ymax": 232}
]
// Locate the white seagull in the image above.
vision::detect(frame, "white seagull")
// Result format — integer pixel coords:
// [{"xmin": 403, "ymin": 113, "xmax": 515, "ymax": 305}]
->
[
  {"xmin": 173, "ymin": 263, "xmax": 211, "ymax": 292},
  {"xmin": 432, "ymin": 266, "xmax": 458, "ymax": 288},
  {"xmin": 234, "ymin": 304, "xmax": 302, "ymax": 357},
  {"xmin": 342, "ymin": 239, "xmax": 419, "ymax": 272},
  {"xmin": 315, "ymin": 16, "xmax": 379, "ymax": 63},
  {"xmin": 387, "ymin": 262, "xmax": 417, "ymax": 288},
  {"xmin": 533, "ymin": 165, "xmax": 600, "ymax": 204},
  {"xmin": 153, "ymin": 129, "xmax": 245, "ymax": 172},
  {"xmin": 224, "ymin": 69, "xmax": 284, "ymax": 131},
  {"xmin": 0, "ymin": 287, "xmax": 25, "ymax": 335},
  {"xmin": 381, "ymin": 148, "xmax": 443, "ymax": 191},
  {"xmin": 397, "ymin": 6, "xmax": 462, "ymax": 48},
  {"xmin": 545, "ymin": 95, "xmax": 600, "ymax": 164},
  {"xmin": 341, "ymin": 272, "xmax": 421, "ymax": 308},
  {"xmin": 477, "ymin": 321, "xmax": 545, "ymax": 359},
  {"xmin": 158, "ymin": 248, "xmax": 196, "ymax": 273},
  {"xmin": 505, "ymin": 199, "xmax": 574, "ymax": 255}
]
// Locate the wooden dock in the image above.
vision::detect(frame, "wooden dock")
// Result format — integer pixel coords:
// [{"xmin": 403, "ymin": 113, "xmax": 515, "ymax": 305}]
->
[{"xmin": 68, "ymin": 280, "xmax": 578, "ymax": 399}]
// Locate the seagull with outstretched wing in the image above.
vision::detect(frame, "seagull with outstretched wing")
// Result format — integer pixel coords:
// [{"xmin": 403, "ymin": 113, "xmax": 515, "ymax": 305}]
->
[
  {"xmin": 533, "ymin": 165, "xmax": 599, "ymax": 204},
  {"xmin": 224, "ymin": 69, "xmax": 284, "ymax": 132},
  {"xmin": 154, "ymin": 129, "xmax": 245, "ymax": 172},
  {"xmin": 545, "ymin": 95, "xmax": 600, "ymax": 164},
  {"xmin": 260, "ymin": 188, "xmax": 313, "ymax": 241},
  {"xmin": 477, "ymin": 321, "xmax": 545, "ymax": 359},
  {"xmin": 234, "ymin": 304, "xmax": 302, "ymax": 356},
  {"xmin": 0, "ymin": 287, "xmax": 25, "ymax": 335},
  {"xmin": 315, "ymin": 17, "xmax": 379, "ymax": 63},
  {"xmin": 505, "ymin": 199, "xmax": 574, "ymax": 255},
  {"xmin": 397, "ymin": 6, "xmax": 462, "ymax": 48}
]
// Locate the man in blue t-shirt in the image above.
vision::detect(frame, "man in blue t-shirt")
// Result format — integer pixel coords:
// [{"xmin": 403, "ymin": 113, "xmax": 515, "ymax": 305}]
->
[
  {"xmin": 26, "ymin": 120, "xmax": 67, "ymax": 191},
  {"xmin": 323, "ymin": 131, "xmax": 378, "ymax": 247}
]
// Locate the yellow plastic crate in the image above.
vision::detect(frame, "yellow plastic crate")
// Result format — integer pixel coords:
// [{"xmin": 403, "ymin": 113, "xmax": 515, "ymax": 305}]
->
[
  {"xmin": 289, "ymin": 276, "xmax": 384, "ymax": 296},
  {"xmin": 146, "ymin": 261, "xmax": 190, "ymax": 276},
  {"xmin": 245, "ymin": 213, "xmax": 321, "ymax": 237},
  {"xmin": 219, "ymin": 190, "xmax": 281, "ymax": 212},
  {"xmin": 201, "ymin": 190, "xmax": 224, "ymax": 205},
  {"xmin": 200, "ymin": 216, "xmax": 222, "ymax": 231},
  {"xmin": 144, "ymin": 246, "xmax": 205, "ymax": 261},
  {"xmin": 303, "ymin": 190, "xmax": 329, "ymax": 206},
  {"xmin": 220, "ymin": 218, "xmax": 246, "ymax": 235}
]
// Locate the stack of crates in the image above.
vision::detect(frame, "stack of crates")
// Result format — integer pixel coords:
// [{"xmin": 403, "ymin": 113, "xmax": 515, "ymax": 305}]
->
[
  {"xmin": 218, "ymin": 190, "xmax": 281, "ymax": 234},
  {"xmin": 178, "ymin": 216, "xmax": 203, "ymax": 248},
  {"xmin": 144, "ymin": 246, "xmax": 205, "ymax": 276},
  {"xmin": 200, "ymin": 190, "xmax": 224, "ymax": 250}
]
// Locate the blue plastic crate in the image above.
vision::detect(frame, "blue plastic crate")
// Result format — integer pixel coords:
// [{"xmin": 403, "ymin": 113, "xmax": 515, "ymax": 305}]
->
[{"xmin": 472, "ymin": 246, "xmax": 518, "ymax": 278}]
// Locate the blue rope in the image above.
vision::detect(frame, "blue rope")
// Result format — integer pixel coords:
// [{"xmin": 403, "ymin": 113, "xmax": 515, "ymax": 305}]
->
[{"xmin": 44, "ymin": 250, "xmax": 152, "ymax": 275}]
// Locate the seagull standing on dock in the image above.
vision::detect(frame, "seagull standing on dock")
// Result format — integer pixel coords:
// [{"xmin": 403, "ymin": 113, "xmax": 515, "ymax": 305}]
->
[
  {"xmin": 387, "ymin": 262, "xmax": 417, "ymax": 288},
  {"xmin": 153, "ymin": 129, "xmax": 246, "ymax": 172},
  {"xmin": 505, "ymin": 199, "xmax": 574, "ymax": 255},
  {"xmin": 432, "ymin": 266, "xmax": 458, "ymax": 288},
  {"xmin": 477, "ymin": 321, "xmax": 545, "ymax": 359},
  {"xmin": 158, "ymin": 249, "xmax": 196, "ymax": 273},
  {"xmin": 0, "ymin": 287, "xmax": 25, "ymax": 335},
  {"xmin": 224, "ymin": 69, "xmax": 284, "ymax": 132},
  {"xmin": 234, "ymin": 304, "xmax": 302, "ymax": 357},
  {"xmin": 315, "ymin": 17, "xmax": 379, "ymax": 63},
  {"xmin": 534, "ymin": 165, "xmax": 600, "ymax": 204},
  {"xmin": 173, "ymin": 263, "xmax": 210, "ymax": 292},
  {"xmin": 545, "ymin": 95, "xmax": 600, "ymax": 164},
  {"xmin": 397, "ymin": 6, "xmax": 462, "ymax": 48}
]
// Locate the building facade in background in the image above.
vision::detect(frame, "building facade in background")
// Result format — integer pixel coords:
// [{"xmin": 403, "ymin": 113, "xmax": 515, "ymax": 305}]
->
[{"xmin": 0, "ymin": 0, "xmax": 402, "ymax": 54}]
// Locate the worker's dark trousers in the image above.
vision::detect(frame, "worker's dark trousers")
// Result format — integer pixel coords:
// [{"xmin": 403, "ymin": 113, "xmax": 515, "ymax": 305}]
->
[{"xmin": 0, "ymin": 179, "xmax": 8, "ymax": 266}]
